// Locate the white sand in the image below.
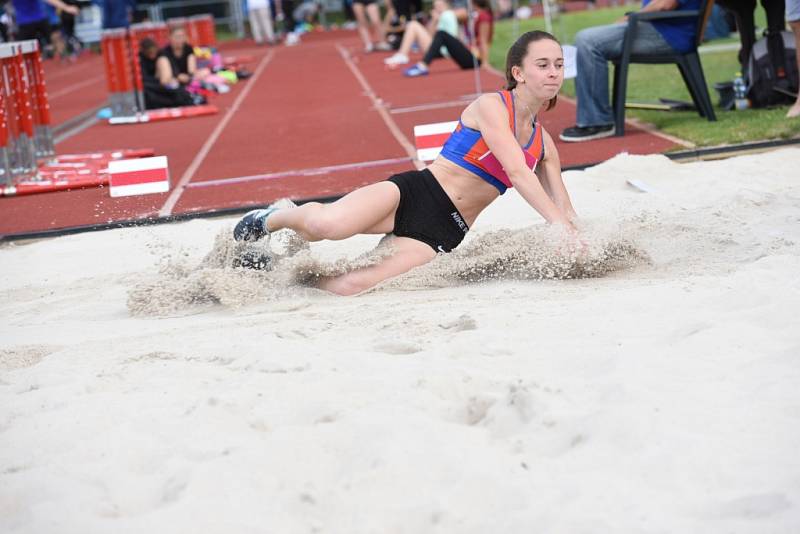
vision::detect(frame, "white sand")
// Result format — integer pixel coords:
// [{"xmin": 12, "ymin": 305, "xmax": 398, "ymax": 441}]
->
[{"xmin": 1, "ymin": 148, "xmax": 800, "ymax": 533}]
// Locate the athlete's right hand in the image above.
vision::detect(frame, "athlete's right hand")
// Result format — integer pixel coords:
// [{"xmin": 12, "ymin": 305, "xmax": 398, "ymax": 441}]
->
[{"xmin": 555, "ymin": 222, "xmax": 588, "ymax": 259}]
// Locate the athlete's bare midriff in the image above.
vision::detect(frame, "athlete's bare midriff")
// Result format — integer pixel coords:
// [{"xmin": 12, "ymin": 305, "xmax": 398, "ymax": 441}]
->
[{"xmin": 427, "ymin": 157, "xmax": 500, "ymax": 227}]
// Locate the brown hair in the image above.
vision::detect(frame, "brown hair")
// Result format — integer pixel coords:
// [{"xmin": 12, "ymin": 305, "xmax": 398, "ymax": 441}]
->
[
  {"xmin": 473, "ymin": 0, "xmax": 492, "ymax": 13},
  {"xmin": 139, "ymin": 37, "xmax": 158, "ymax": 53},
  {"xmin": 505, "ymin": 30, "xmax": 561, "ymax": 111}
]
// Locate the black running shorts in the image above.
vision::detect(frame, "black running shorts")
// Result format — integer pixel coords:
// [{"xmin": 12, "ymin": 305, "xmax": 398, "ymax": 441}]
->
[{"xmin": 387, "ymin": 168, "xmax": 469, "ymax": 253}]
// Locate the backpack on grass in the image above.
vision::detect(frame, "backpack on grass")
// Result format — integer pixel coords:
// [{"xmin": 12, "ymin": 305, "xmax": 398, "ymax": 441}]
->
[{"xmin": 746, "ymin": 30, "xmax": 799, "ymax": 108}]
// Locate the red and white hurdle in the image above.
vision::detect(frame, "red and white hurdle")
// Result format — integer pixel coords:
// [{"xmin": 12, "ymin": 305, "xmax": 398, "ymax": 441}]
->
[
  {"xmin": 0, "ymin": 40, "xmax": 161, "ymax": 197},
  {"xmin": 1, "ymin": 40, "xmax": 55, "ymax": 186},
  {"xmin": 413, "ymin": 121, "xmax": 458, "ymax": 161},
  {"xmin": 100, "ymin": 16, "xmax": 219, "ymax": 124}
]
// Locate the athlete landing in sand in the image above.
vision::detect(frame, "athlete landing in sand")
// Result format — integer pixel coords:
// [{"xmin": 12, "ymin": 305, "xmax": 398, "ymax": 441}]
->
[{"xmin": 234, "ymin": 31, "xmax": 579, "ymax": 296}]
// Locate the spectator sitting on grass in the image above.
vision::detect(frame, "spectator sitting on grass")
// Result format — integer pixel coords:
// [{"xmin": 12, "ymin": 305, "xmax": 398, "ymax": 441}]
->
[
  {"xmin": 402, "ymin": 0, "xmax": 494, "ymax": 77},
  {"xmin": 293, "ymin": 0, "xmax": 320, "ymax": 28},
  {"xmin": 384, "ymin": 0, "xmax": 458, "ymax": 66}
]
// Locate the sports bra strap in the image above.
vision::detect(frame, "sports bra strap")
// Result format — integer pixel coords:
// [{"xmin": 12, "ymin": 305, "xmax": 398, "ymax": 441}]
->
[{"xmin": 497, "ymin": 90, "xmax": 515, "ymax": 132}]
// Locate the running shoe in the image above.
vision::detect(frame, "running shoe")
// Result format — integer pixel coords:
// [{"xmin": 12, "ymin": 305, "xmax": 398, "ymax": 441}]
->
[
  {"xmin": 559, "ymin": 124, "xmax": 615, "ymax": 142},
  {"xmin": 233, "ymin": 207, "xmax": 278, "ymax": 242},
  {"xmin": 233, "ymin": 199, "xmax": 298, "ymax": 242},
  {"xmin": 373, "ymin": 42, "xmax": 393, "ymax": 52},
  {"xmin": 403, "ymin": 64, "xmax": 429, "ymax": 77},
  {"xmin": 384, "ymin": 53, "xmax": 409, "ymax": 66}
]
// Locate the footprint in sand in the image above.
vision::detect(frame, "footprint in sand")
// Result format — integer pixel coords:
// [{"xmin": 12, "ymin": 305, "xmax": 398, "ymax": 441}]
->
[
  {"xmin": 0, "ymin": 344, "xmax": 60, "ymax": 371},
  {"xmin": 438, "ymin": 314, "xmax": 478, "ymax": 332},
  {"xmin": 373, "ymin": 341, "xmax": 422, "ymax": 355},
  {"xmin": 125, "ymin": 351, "xmax": 180, "ymax": 363}
]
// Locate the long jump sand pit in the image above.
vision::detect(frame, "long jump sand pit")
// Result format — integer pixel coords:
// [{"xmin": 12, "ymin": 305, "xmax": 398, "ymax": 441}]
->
[{"xmin": 2, "ymin": 148, "xmax": 799, "ymax": 532}]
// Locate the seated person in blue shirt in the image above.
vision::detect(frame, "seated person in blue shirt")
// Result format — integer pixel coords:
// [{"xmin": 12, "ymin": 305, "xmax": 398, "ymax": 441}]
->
[{"xmin": 560, "ymin": 0, "xmax": 701, "ymax": 142}]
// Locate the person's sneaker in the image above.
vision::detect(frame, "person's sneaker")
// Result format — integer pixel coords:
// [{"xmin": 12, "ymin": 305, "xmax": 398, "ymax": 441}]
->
[
  {"xmin": 233, "ymin": 198, "xmax": 298, "ymax": 242},
  {"xmin": 284, "ymin": 32, "xmax": 300, "ymax": 46},
  {"xmin": 559, "ymin": 124, "xmax": 615, "ymax": 142},
  {"xmin": 403, "ymin": 64, "xmax": 429, "ymax": 77},
  {"xmin": 373, "ymin": 41, "xmax": 393, "ymax": 52},
  {"xmin": 384, "ymin": 52, "xmax": 409, "ymax": 66},
  {"xmin": 233, "ymin": 207, "xmax": 278, "ymax": 242}
]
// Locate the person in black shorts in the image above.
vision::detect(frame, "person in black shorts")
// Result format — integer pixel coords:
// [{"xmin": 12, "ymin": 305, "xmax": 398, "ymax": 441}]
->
[
  {"xmin": 352, "ymin": 0, "xmax": 391, "ymax": 52},
  {"xmin": 233, "ymin": 31, "xmax": 582, "ymax": 295}
]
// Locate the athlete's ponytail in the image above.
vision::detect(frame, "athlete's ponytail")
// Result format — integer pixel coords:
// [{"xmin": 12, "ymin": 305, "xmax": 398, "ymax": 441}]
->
[{"xmin": 505, "ymin": 30, "xmax": 561, "ymax": 111}]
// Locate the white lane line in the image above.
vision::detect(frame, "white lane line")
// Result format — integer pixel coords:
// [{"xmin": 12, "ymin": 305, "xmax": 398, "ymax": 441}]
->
[
  {"xmin": 187, "ymin": 157, "xmax": 412, "ymax": 189},
  {"xmin": 158, "ymin": 49, "xmax": 276, "ymax": 217},
  {"xmin": 335, "ymin": 43, "xmax": 424, "ymax": 170}
]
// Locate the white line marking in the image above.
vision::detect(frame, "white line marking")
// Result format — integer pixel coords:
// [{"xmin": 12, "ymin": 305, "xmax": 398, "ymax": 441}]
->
[
  {"xmin": 158, "ymin": 50, "xmax": 276, "ymax": 217},
  {"xmin": 186, "ymin": 157, "xmax": 412, "ymax": 188},
  {"xmin": 335, "ymin": 43, "xmax": 424, "ymax": 170},
  {"xmin": 389, "ymin": 96, "xmax": 478, "ymax": 114}
]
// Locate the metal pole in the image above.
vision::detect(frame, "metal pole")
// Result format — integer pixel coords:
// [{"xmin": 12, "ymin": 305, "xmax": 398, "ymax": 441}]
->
[
  {"xmin": 318, "ymin": 0, "xmax": 327, "ymax": 30},
  {"xmin": 512, "ymin": 0, "xmax": 519, "ymax": 40},
  {"xmin": 147, "ymin": 4, "xmax": 163, "ymax": 23},
  {"xmin": 542, "ymin": 0, "xmax": 553, "ymax": 34},
  {"xmin": 466, "ymin": 0, "xmax": 482, "ymax": 96},
  {"xmin": 126, "ymin": 29, "xmax": 145, "ymax": 113},
  {"xmin": 230, "ymin": 0, "xmax": 246, "ymax": 39}
]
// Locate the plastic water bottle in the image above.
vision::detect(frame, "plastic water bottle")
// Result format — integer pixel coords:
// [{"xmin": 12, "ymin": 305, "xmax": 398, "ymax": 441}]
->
[{"xmin": 733, "ymin": 72, "xmax": 749, "ymax": 110}]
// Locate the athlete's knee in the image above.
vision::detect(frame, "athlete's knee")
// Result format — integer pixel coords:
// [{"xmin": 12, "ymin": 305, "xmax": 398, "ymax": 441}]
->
[{"xmin": 304, "ymin": 205, "xmax": 349, "ymax": 240}]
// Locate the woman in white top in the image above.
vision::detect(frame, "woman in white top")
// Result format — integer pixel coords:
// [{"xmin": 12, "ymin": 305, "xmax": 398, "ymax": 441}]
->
[{"xmin": 384, "ymin": 0, "xmax": 458, "ymax": 66}]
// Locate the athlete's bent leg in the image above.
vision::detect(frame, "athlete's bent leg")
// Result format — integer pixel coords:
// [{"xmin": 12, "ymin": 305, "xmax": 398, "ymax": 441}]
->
[
  {"xmin": 317, "ymin": 236, "xmax": 437, "ymax": 295},
  {"xmin": 267, "ymin": 181, "xmax": 400, "ymax": 241}
]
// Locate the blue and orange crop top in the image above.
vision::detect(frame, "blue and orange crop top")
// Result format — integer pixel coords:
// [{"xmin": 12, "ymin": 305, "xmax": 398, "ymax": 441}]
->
[{"xmin": 438, "ymin": 90, "xmax": 545, "ymax": 194}]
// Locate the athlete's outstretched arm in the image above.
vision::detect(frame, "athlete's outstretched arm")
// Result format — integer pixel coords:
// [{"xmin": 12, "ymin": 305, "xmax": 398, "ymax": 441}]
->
[
  {"xmin": 474, "ymin": 95, "xmax": 573, "ymax": 227},
  {"xmin": 535, "ymin": 128, "xmax": 577, "ymax": 222}
]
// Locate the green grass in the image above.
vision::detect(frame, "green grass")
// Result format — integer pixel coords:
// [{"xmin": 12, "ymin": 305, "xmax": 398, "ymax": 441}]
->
[
  {"xmin": 489, "ymin": 6, "xmax": 800, "ymax": 147},
  {"xmin": 216, "ymin": 26, "xmax": 238, "ymax": 42}
]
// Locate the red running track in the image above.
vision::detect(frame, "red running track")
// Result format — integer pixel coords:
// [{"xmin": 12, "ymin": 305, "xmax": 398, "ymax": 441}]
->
[{"xmin": 0, "ymin": 31, "xmax": 676, "ymax": 238}]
